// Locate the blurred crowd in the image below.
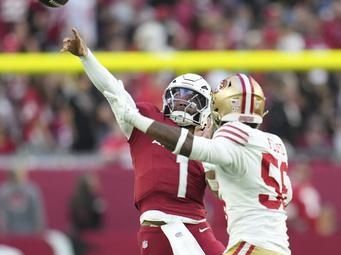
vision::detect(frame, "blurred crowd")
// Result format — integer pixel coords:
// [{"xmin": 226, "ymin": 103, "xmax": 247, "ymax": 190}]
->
[
  {"xmin": 0, "ymin": 0, "xmax": 341, "ymax": 160},
  {"xmin": 0, "ymin": 167, "xmax": 106, "ymax": 255}
]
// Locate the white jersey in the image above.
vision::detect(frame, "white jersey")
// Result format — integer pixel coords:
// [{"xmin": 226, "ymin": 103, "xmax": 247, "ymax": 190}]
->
[{"xmin": 190, "ymin": 122, "xmax": 292, "ymax": 255}]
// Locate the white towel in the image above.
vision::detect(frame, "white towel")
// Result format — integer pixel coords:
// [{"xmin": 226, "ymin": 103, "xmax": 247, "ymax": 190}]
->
[{"xmin": 161, "ymin": 221, "xmax": 206, "ymax": 255}]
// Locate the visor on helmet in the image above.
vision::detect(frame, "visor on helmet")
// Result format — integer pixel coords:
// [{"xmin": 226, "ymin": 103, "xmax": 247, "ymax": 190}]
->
[{"xmin": 165, "ymin": 87, "xmax": 208, "ymax": 113}]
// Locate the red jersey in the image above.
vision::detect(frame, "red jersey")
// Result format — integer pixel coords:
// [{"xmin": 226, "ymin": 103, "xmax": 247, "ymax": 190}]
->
[{"xmin": 128, "ymin": 102, "xmax": 207, "ymax": 220}]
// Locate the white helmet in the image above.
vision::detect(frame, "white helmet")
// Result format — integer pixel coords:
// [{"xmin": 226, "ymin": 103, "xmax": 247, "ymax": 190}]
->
[{"xmin": 162, "ymin": 73, "xmax": 212, "ymax": 128}]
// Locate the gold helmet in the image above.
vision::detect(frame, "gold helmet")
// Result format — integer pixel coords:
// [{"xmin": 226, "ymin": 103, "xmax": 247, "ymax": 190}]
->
[{"xmin": 213, "ymin": 73, "xmax": 266, "ymax": 124}]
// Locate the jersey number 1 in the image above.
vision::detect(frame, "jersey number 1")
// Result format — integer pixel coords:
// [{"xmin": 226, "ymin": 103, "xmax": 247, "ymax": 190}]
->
[
  {"xmin": 176, "ymin": 155, "xmax": 188, "ymax": 198},
  {"xmin": 259, "ymin": 153, "xmax": 288, "ymax": 209}
]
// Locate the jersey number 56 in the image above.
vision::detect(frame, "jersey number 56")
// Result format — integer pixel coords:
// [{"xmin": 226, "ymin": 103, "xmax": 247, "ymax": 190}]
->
[{"xmin": 259, "ymin": 153, "xmax": 289, "ymax": 210}]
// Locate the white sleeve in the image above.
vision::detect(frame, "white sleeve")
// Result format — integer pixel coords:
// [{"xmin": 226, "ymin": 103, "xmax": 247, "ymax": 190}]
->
[
  {"xmin": 203, "ymin": 162, "xmax": 217, "ymax": 172},
  {"xmin": 80, "ymin": 50, "xmax": 135, "ymax": 139},
  {"xmin": 189, "ymin": 136, "xmax": 244, "ymax": 175}
]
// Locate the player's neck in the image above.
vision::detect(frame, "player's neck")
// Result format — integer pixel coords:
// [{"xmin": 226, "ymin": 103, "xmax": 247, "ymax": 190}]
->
[{"xmin": 187, "ymin": 126, "xmax": 195, "ymax": 134}]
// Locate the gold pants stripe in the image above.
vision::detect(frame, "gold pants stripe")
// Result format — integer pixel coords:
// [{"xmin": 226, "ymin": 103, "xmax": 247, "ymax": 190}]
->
[{"xmin": 224, "ymin": 241, "xmax": 283, "ymax": 255}]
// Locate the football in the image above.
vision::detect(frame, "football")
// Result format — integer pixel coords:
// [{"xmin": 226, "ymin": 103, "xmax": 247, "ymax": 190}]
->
[{"xmin": 39, "ymin": 0, "xmax": 69, "ymax": 8}]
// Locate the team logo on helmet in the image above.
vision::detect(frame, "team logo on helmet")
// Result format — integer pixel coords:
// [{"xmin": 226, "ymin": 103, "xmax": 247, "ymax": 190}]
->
[{"xmin": 219, "ymin": 79, "xmax": 229, "ymax": 90}]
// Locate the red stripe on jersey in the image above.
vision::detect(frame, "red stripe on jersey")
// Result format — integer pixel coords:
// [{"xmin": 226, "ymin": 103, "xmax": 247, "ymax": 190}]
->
[
  {"xmin": 225, "ymin": 123, "xmax": 249, "ymax": 137},
  {"xmin": 237, "ymin": 73, "xmax": 247, "ymax": 113},
  {"xmin": 232, "ymin": 241, "xmax": 246, "ymax": 255},
  {"xmin": 248, "ymin": 75, "xmax": 254, "ymax": 113},
  {"xmin": 217, "ymin": 129, "xmax": 248, "ymax": 143},
  {"xmin": 246, "ymin": 245, "xmax": 255, "ymax": 255},
  {"xmin": 214, "ymin": 134, "xmax": 245, "ymax": 146}
]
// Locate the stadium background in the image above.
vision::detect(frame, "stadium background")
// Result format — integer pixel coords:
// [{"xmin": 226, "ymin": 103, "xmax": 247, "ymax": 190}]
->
[{"xmin": 0, "ymin": 0, "xmax": 340, "ymax": 254}]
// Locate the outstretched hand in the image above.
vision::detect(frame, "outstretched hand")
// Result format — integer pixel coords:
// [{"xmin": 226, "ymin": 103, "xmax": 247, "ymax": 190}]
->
[
  {"xmin": 103, "ymin": 89, "xmax": 139, "ymax": 124},
  {"xmin": 60, "ymin": 28, "xmax": 88, "ymax": 57}
]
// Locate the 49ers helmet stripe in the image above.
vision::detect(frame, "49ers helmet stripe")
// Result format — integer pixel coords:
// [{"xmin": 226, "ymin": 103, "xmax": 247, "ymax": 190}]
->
[
  {"xmin": 248, "ymin": 75, "xmax": 255, "ymax": 113},
  {"xmin": 237, "ymin": 73, "xmax": 247, "ymax": 113},
  {"xmin": 237, "ymin": 73, "xmax": 254, "ymax": 115}
]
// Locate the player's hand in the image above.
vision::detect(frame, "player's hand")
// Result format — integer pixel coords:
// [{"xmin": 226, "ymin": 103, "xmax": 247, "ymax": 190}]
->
[
  {"xmin": 194, "ymin": 116, "xmax": 214, "ymax": 138},
  {"xmin": 103, "ymin": 88, "xmax": 139, "ymax": 124},
  {"xmin": 205, "ymin": 169, "xmax": 219, "ymax": 196},
  {"xmin": 60, "ymin": 28, "xmax": 88, "ymax": 57}
]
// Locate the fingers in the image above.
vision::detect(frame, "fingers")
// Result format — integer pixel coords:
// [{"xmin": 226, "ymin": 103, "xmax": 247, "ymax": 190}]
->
[
  {"xmin": 60, "ymin": 37, "xmax": 72, "ymax": 52},
  {"xmin": 72, "ymin": 28, "xmax": 80, "ymax": 40},
  {"xmin": 63, "ymin": 38, "xmax": 71, "ymax": 43},
  {"xmin": 61, "ymin": 31, "xmax": 87, "ymax": 56}
]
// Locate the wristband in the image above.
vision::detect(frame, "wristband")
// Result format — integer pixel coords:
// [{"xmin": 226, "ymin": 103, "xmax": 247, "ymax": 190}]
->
[{"xmin": 131, "ymin": 114, "xmax": 154, "ymax": 133}]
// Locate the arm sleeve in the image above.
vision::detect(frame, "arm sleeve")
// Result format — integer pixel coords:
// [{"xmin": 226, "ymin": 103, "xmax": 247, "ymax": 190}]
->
[
  {"xmin": 189, "ymin": 136, "xmax": 243, "ymax": 174},
  {"xmin": 80, "ymin": 50, "xmax": 135, "ymax": 138},
  {"xmin": 203, "ymin": 162, "xmax": 217, "ymax": 173}
]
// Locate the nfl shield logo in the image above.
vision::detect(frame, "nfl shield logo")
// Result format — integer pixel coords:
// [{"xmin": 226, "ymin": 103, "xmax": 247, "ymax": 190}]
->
[
  {"xmin": 175, "ymin": 232, "xmax": 183, "ymax": 238},
  {"xmin": 142, "ymin": 240, "xmax": 148, "ymax": 249}
]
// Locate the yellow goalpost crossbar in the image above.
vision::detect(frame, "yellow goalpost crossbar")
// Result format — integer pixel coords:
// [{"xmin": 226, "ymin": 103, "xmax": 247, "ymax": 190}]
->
[{"xmin": 1, "ymin": 50, "xmax": 341, "ymax": 74}]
